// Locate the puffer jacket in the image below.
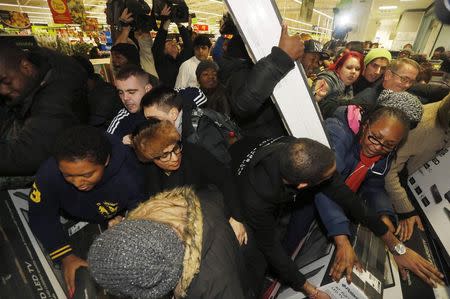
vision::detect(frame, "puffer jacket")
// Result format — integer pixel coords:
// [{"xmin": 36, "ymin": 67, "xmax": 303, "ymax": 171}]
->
[
  {"xmin": 0, "ymin": 48, "xmax": 88, "ymax": 176},
  {"xmin": 313, "ymin": 70, "xmax": 355, "ymax": 119},
  {"xmin": 219, "ymin": 47, "xmax": 294, "ymax": 138},
  {"xmin": 315, "ymin": 109, "xmax": 396, "ymax": 237}
]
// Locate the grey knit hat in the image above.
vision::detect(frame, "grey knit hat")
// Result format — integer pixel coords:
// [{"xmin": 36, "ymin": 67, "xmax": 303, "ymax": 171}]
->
[
  {"xmin": 378, "ymin": 90, "xmax": 423, "ymax": 125},
  {"xmin": 88, "ymin": 220, "xmax": 184, "ymax": 299}
]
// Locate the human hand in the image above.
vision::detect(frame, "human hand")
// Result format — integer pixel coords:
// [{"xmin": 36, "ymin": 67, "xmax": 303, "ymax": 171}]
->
[
  {"xmin": 161, "ymin": 4, "xmax": 171, "ymax": 17},
  {"xmin": 330, "ymin": 235, "xmax": 363, "ymax": 283},
  {"xmin": 119, "ymin": 8, "xmax": 134, "ymax": 25},
  {"xmin": 61, "ymin": 254, "xmax": 88, "ymax": 297},
  {"xmin": 278, "ymin": 24, "xmax": 304, "ymax": 61},
  {"xmin": 380, "ymin": 215, "xmax": 396, "ymax": 233},
  {"xmin": 108, "ymin": 215, "xmax": 124, "ymax": 228},
  {"xmin": 313, "ymin": 79, "xmax": 329, "ymax": 102},
  {"xmin": 122, "ymin": 134, "xmax": 132, "ymax": 145},
  {"xmin": 229, "ymin": 217, "xmax": 248, "ymax": 245},
  {"xmin": 303, "ymin": 281, "xmax": 331, "ymax": 299},
  {"xmin": 395, "ymin": 215, "xmax": 424, "ymax": 242},
  {"xmin": 393, "ymin": 248, "xmax": 444, "ymax": 287}
]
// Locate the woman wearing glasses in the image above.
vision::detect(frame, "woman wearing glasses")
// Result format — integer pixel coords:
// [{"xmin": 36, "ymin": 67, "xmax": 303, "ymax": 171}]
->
[
  {"xmin": 314, "ymin": 106, "xmax": 414, "ymax": 283},
  {"xmin": 131, "ymin": 118, "xmax": 248, "ymax": 245}
]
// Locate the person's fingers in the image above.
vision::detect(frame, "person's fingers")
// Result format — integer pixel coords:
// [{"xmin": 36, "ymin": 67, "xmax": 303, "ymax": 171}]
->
[
  {"xmin": 355, "ymin": 259, "xmax": 364, "ymax": 273},
  {"xmin": 345, "ymin": 264, "xmax": 353, "ymax": 284},
  {"xmin": 66, "ymin": 269, "xmax": 76, "ymax": 296},
  {"xmin": 395, "ymin": 222, "xmax": 402, "ymax": 236},
  {"xmin": 413, "ymin": 266, "xmax": 437, "ymax": 287},
  {"xmin": 243, "ymin": 232, "xmax": 248, "ymax": 245},
  {"xmin": 331, "ymin": 260, "xmax": 345, "ymax": 282},
  {"xmin": 399, "ymin": 266, "xmax": 408, "ymax": 281},
  {"xmin": 406, "ymin": 221, "xmax": 414, "ymax": 241},
  {"xmin": 400, "ymin": 222, "xmax": 406, "ymax": 241},
  {"xmin": 421, "ymin": 260, "xmax": 445, "ymax": 282},
  {"xmin": 420, "ymin": 264, "xmax": 444, "ymax": 287},
  {"xmin": 281, "ymin": 24, "xmax": 288, "ymax": 36},
  {"xmin": 417, "ymin": 217, "xmax": 425, "ymax": 231}
]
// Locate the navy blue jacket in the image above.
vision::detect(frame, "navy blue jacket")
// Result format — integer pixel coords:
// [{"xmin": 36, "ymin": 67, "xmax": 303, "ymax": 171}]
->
[
  {"xmin": 315, "ymin": 108, "xmax": 396, "ymax": 237},
  {"xmin": 28, "ymin": 135, "xmax": 145, "ymax": 261}
]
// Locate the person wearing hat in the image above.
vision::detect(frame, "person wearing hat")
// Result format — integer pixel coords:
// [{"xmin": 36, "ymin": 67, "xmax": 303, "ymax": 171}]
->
[
  {"xmin": 353, "ymin": 48, "xmax": 392, "ymax": 95},
  {"xmin": 196, "ymin": 60, "xmax": 230, "ymax": 115},
  {"xmin": 300, "ymin": 39, "xmax": 327, "ymax": 82},
  {"xmin": 88, "ymin": 186, "xmax": 253, "ymax": 298},
  {"xmin": 175, "ymin": 34, "xmax": 212, "ymax": 89}
]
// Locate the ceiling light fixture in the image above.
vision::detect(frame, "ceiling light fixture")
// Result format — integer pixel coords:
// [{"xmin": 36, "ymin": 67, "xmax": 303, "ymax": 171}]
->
[
  {"xmin": 0, "ymin": 3, "xmax": 50, "ymax": 10},
  {"xmin": 292, "ymin": 0, "xmax": 333, "ymax": 18},
  {"xmin": 190, "ymin": 9, "xmax": 222, "ymax": 17},
  {"xmin": 379, "ymin": 5, "xmax": 398, "ymax": 10}
]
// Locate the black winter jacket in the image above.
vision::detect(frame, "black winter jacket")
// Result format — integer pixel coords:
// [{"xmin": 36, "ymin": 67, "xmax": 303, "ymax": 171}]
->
[
  {"xmin": 0, "ymin": 48, "xmax": 88, "ymax": 176},
  {"xmin": 219, "ymin": 47, "xmax": 294, "ymax": 138},
  {"xmin": 152, "ymin": 24, "xmax": 193, "ymax": 88},
  {"xmin": 230, "ymin": 137, "xmax": 388, "ymax": 291},
  {"xmin": 186, "ymin": 187, "xmax": 248, "ymax": 298},
  {"xmin": 144, "ymin": 142, "xmax": 243, "ymax": 221}
]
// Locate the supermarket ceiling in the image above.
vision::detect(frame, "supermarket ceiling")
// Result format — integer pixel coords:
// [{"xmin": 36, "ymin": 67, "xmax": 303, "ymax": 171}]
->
[{"xmin": 0, "ymin": 0, "xmax": 434, "ymax": 30}]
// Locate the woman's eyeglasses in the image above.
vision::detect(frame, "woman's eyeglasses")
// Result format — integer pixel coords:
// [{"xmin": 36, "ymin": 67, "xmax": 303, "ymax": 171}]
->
[
  {"xmin": 154, "ymin": 141, "xmax": 183, "ymax": 162},
  {"xmin": 367, "ymin": 126, "xmax": 397, "ymax": 151}
]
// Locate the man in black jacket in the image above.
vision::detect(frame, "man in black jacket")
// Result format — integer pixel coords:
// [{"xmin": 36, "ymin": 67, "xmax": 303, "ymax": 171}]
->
[
  {"xmin": 151, "ymin": 4, "xmax": 193, "ymax": 88},
  {"xmin": 0, "ymin": 42, "xmax": 88, "ymax": 187},
  {"xmin": 231, "ymin": 136, "xmax": 444, "ymax": 297},
  {"xmin": 219, "ymin": 24, "xmax": 304, "ymax": 138}
]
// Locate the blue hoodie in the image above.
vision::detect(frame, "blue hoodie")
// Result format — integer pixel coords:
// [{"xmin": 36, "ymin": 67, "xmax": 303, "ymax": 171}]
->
[{"xmin": 28, "ymin": 135, "xmax": 145, "ymax": 261}]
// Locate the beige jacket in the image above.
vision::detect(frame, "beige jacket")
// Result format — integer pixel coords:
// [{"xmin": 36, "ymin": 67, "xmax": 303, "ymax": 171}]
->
[{"xmin": 385, "ymin": 95, "xmax": 450, "ymax": 214}]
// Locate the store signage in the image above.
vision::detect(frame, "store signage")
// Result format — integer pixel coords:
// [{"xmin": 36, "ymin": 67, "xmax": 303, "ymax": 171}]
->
[
  {"xmin": 0, "ymin": 10, "xmax": 31, "ymax": 29},
  {"xmin": 67, "ymin": 0, "xmax": 86, "ymax": 25},
  {"xmin": 193, "ymin": 23, "xmax": 209, "ymax": 32},
  {"xmin": 47, "ymin": 0, "xmax": 73, "ymax": 24}
]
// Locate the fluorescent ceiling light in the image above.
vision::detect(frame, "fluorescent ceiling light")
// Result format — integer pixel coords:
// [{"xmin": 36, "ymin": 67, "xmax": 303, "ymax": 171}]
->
[
  {"xmin": 400, "ymin": 0, "xmax": 415, "ymax": 2},
  {"xmin": 379, "ymin": 5, "xmax": 398, "ymax": 10},
  {"xmin": 209, "ymin": 0, "xmax": 223, "ymax": 3},
  {"xmin": 190, "ymin": 9, "xmax": 222, "ymax": 17},
  {"xmin": 292, "ymin": 0, "xmax": 332, "ymax": 18},
  {"xmin": 23, "ymin": 11, "xmax": 52, "ymax": 15},
  {"xmin": 84, "ymin": 4, "xmax": 106, "ymax": 8},
  {"xmin": 0, "ymin": 3, "xmax": 50, "ymax": 10}
]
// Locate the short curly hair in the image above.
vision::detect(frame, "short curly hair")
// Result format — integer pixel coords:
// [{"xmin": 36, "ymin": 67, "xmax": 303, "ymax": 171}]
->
[{"xmin": 53, "ymin": 126, "xmax": 111, "ymax": 165}]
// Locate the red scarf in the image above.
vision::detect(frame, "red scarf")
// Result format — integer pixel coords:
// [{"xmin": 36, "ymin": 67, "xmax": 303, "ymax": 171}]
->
[{"xmin": 345, "ymin": 152, "xmax": 381, "ymax": 192}]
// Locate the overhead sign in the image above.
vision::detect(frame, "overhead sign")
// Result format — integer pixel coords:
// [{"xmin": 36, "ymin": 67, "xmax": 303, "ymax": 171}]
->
[
  {"xmin": 193, "ymin": 23, "xmax": 209, "ymax": 32},
  {"xmin": 47, "ymin": 0, "xmax": 72, "ymax": 24}
]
